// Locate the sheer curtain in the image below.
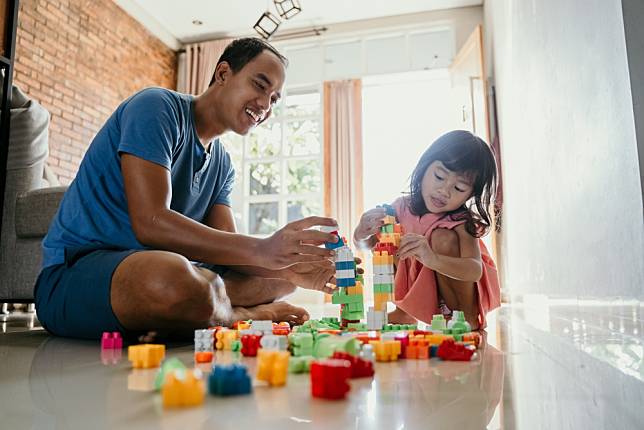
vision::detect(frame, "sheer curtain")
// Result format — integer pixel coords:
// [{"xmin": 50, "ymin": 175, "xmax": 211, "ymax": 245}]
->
[
  {"xmin": 181, "ymin": 38, "xmax": 233, "ymax": 95},
  {"xmin": 323, "ymin": 79, "xmax": 364, "ymax": 242}
]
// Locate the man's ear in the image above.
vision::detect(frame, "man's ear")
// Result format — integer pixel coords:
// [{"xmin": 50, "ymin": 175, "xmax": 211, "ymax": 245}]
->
[{"xmin": 214, "ymin": 61, "xmax": 232, "ymax": 85}]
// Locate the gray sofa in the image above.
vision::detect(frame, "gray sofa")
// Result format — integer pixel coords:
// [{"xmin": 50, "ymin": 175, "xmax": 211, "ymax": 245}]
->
[{"xmin": 0, "ymin": 85, "xmax": 67, "ymax": 303}]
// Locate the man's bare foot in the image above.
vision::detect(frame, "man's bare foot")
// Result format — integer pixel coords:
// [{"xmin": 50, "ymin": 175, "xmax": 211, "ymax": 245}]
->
[
  {"xmin": 231, "ymin": 301, "xmax": 310, "ymax": 325},
  {"xmin": 387, "ymin": 307, "xmax": 416, "ymax": 324}
]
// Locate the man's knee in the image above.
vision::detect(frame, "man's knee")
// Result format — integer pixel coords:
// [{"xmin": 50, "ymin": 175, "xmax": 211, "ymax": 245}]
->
[
  {"xmin": 131, "ymin": 252, "xmax": 216, "ymax": 323},
  {"xmin": 430, "ymin": 228, "xmax": 460, "ymax": 257}
]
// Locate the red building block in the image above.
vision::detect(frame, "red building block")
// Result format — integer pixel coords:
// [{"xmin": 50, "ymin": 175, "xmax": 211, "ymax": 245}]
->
[
  {"xmin": 310, "ymin": 359, "xmax": 352, "ymax": 400},
  {"xmin": 241, "ymin": 334, "xmax": 262, "ymax": 357},
  {"xmin": 437, "ymin": 339, "xmax": 474, "ymax": 361},
  {"xmin": 331, "ymin": 352, "xmax": 374, "ymax": 378}
]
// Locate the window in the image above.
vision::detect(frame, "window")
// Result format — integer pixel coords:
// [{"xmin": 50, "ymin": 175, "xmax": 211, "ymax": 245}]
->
[{"xmin": 221, "ymin": 87, "xmax": 323, "ymax": 236}]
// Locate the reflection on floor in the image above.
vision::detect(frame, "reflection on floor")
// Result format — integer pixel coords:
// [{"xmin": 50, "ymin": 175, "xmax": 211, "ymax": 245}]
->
[{"xmin": 0, "ymin": 299, "xmax": 642, "ymax": 429}]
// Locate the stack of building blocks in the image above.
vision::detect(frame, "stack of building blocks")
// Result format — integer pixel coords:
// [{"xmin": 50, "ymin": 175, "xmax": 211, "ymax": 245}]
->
[
  {"xmin": 208, "ymin": 364, "xmax": 252, "ymax": 396},
  {"xmin": 366, "ymin": 204, "xmax": 403, "ymax": 330},
  {"xmin": 161, "ymin": 369, "xmax": 205, "ymax": 408},
  {"xmin": 327, "ymin": 237, "xmax": 365, "ymax": 325},
  {"xmin": 128, "ymin": 344, "xmax": 165, "ymax": 369},
  {"xmin": 310, "ymin": 358, "xmax": 352, "ymax": 400},
  {"xmin": 194, "ymin": 328, "xmax": 215, "ymax": 363},
  {"xmin": 256, "ymin": 349, "xmax": 289, "ymax": 386}
]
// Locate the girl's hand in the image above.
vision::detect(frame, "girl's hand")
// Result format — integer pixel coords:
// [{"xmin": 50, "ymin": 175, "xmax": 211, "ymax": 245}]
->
[
  {"xmin": 397, "ymin": 233, "xmax": 438, "ymax": 268},
  {"xmin": 354, "ymin": 207, "xmax": 387, "ymax": 242}
]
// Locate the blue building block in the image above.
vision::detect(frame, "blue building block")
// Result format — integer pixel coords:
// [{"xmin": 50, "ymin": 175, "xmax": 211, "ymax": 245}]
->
[
  {"xmin": 208, "ymin": 364, "xmax": 252, "ymax": 396},
  {"xmin": 336, "ymin": 278, "xmax": 356, "ymax": 287},
  {"xmin": 324, "ymin": 234, "xmax": 345, "ymax": 250},
  {"xmin": 335, "ymin": 260, "xmax": 356, "ymax": 270}
]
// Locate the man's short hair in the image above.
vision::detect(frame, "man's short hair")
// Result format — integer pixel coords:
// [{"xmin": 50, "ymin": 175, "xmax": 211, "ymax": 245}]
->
[{"xmin": 208, "ymin": 38, "xmax": 288, "ymax": 87}]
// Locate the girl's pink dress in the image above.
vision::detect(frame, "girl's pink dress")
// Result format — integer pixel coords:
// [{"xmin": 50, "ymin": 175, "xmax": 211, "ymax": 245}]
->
[{"xmin": 392, "ymin": 197, "xmax": 501, "ymax": 327}]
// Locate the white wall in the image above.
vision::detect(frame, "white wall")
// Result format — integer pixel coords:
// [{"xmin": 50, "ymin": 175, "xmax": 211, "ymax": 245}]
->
[{"xmin": 484, "ymin": 0, "xmax": 644, "ymax": 299}]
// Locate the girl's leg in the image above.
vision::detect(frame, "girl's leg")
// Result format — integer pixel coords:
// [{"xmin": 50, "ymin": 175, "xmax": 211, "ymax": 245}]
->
[{"xmin": 430, "ymin": 228, "xmax": 480, "ymax": 330}]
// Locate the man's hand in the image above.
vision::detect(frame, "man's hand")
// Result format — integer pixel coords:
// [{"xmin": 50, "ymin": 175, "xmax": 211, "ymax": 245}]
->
[
  {"xmin": 287, "ymin": 257, "xmax": 364, "ymax": 295},
  {"xmin": 397, "ymin": 233, "xmax": 437, "ymax": 268},
  {"xmin": 257, "ymin": 216, "xmax": 339, "ymax": 270}
]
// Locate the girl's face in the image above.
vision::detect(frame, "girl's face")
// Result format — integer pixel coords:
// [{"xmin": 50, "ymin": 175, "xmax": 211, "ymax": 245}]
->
[{"xmin": 421, "ymin": 161, "xmax": 475, "ymax": 213}]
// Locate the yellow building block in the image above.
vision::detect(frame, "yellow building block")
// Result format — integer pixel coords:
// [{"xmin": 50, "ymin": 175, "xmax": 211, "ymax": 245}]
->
[
  {"xmin": 369, "ymin": 340, "xmax": 401, "ymax": 362},
  {"xmin": 256, "ymin": 349, "xmax": 289, "ymax": 386},
  {"xmin": 161, "ymin": 369, "xmax": 205, "ymax": 408},
  {"xmin": 216, "ymin": 329, "xmax": 238, "ymax": 350},
  {"xmin": 347, "ymin": 282, "xmax": 364, "ymax": 295},
  {"xmin": 128, "ymin": 344, "xmax": 165, "ymax": 369},
  {"xmin": 426, "ymin": 334, "xmax": 454, "ymax": 346}
]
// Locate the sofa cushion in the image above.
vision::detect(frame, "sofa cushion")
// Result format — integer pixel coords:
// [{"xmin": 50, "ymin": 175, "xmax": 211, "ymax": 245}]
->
[{"xmin": 15, "ymin": 186, "xmax": 68, "ymax": 238}]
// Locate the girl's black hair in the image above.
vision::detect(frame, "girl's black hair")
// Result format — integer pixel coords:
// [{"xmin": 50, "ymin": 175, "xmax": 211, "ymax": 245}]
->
[{"xmin": 408, "ymin": 130, "xmax": 497, "ymax": 238}]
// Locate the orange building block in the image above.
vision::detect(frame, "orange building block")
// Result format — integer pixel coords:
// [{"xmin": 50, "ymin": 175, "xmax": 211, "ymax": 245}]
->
[
  {"xmin": 161, "ymin": 369, "xmax": 205, "ymax": 408},
  {"xmin": 128, "ymin": 344, "xmax": 165, "ymax": 369},
  {"xmin": 256, "ymin": 349, "xmax": 289, "ymax": 386},
  {"xmin": 216, "ymin": 329, "xmax": 238, "ymax": 350},
  {"xmin": 194, "ymin": 351, "xmax": 213, "ymax": 363}
]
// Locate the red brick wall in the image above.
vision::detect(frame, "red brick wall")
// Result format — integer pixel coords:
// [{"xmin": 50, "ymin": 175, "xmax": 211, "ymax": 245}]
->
[{"xmin": 13, "ymin": 0, "xmax": 177, "ymax": 184}]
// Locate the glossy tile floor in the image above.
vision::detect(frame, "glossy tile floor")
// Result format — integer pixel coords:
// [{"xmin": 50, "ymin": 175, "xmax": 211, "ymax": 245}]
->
[{"xmin": 1, "ymin": 299, "xmax": 642, "ymax": 430}]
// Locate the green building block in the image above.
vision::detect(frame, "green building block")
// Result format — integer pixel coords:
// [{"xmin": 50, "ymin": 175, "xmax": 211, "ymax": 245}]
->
[
  {"xmin": 289, "ymin": 355, "xmax": 314, "ymax": 373},
  {"xmin": 431, "ymin": 314, "xmax": 447, "ymax": 331},
  {"xmin": 314, "ymin": 335, "xmax": 361, "ymax": 358},
  {"xmin": 154, "ymin": 357, "xmax": 186, "ymax": 391},
  {"xmin": 449, "ymin": 310, "xmax": 472, "ymax": 333},
  {"xmin": 332, "ymin": 290, "xmax": 364, "ymax": 305},
  {"xmin": 347, "ymin": 322, "xmax": 367, "ymax": 331},
  {"xmin": 289, "ymin": 332, "xmax": 314, "ymax": 356}
]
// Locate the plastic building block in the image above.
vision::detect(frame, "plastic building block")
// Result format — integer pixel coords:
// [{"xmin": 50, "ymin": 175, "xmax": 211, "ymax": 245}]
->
[
  {"xmin": 430, "ymin": 314, "xmax": 447, "ymax": 332},
  {"xmin": 161, "ymin": 369, "xmax": 205, "ymax": 408},
  {"xmin": 463, "ymin": 332, "xmax": 481, "ymax": 347},
  {"xmin": 194, "ymin": 351, "xmax": 213, "ymax": 363},
  {"xmin": 289, "ymin": 332, "xmax": 314, "ymax": 356},
  {"xmin": 101, "ymin": 332, "xmax": 122, "ymax": 349},
  {"xmin": 128, "ymin": 344, "xmax": 165, "ymax": 369},
  {"xmin": 256, "ymin": 349, "xmax": 289, "ymax": 386},
  {"xmin": 369, "ymin": 340, "xmax": 401, "ymax": 362},
  {"xmin": 310, "ymin": 359, "xmax": 352, "ymax": 400},
  {"xmin": 331, "ymin": 351, "xmax": 375, "ymax": 378},
  {"xmin": 251, "ymin": 320, "xmax": 274, "ymax": 334},
  {"xmin": 260, "ymin": 334, "xmax": 289, "ymax": 350},
  {"xmin": 447, "ymin": 310, "xmax": 472, "ymax": 333},
  {"xmin": 194, "ymin": 328, "xmax": 215, "ymax": 352},
  {"xmin": 359, "ymin": 344, "xmax": 375, "ymax": 363},
  {"xmin": 289, "ymin": 355, "xmax": 314, "ymax": 373},
  {"xmin": 314, "ymin": 335, "xmax": 361, "ymax": 359},
  {"xmin": 215, "ymin": 329, "xmax": 239, "ymax": 350},
  {"xmin": 154, "ymin": 357, "xmax": 187, "ymax": 390},
  {"xmin": 241, "ymin": 334, "xmax": 262, "ymax": 357},
  {"xmin": 437, "ymin": 339, "xmax": 474, "ymax": 361},
  {"xmin": 232, "ymin": 320, "xmax": 251, "ymax": 330},
  {"xmin": 272, "ymin": 321, "xmax": 291, "ymax": 335},
  {"xmin": 208, "ymin": 364, "xmax": 252, "ymax": 396},
  {"xmin": 230, "ymin": 339, "xmax": 242, "ymax": 352}
]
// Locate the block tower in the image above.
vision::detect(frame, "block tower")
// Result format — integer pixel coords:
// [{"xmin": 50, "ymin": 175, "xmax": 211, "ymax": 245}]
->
[
  {"xmin": 321, "ymin": 226, "xmax": 365, "ymax": 327},
  {"xmin": 366, "ymin": 204, "xmax": 402, "ymax": 330}
]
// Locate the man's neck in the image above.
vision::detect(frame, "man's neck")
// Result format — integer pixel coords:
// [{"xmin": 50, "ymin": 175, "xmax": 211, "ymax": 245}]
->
[{"xmin": 193, "ymin": 90, "xmax": 226, "ymax": 149}]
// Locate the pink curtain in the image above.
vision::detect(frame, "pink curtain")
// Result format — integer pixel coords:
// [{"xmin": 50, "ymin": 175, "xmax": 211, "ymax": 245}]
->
[
  {"xmin": 184, "ymin": 38, "xmax": 233, "ymax": 95},
  {"xmin": 323, "ymin": 79, "xmax": 364, "ymax": 241}
]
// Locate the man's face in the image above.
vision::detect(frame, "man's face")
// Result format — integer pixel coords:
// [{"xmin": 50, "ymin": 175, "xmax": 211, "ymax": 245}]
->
[{"xmin": 220, "ymin": 51, "xmax": 286, "ymax": 135}]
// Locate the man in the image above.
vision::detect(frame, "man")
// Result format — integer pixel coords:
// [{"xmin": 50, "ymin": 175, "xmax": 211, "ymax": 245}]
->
[{"xmin": 35, "ymin": 38, "xmax": 339, "ymax": 339}]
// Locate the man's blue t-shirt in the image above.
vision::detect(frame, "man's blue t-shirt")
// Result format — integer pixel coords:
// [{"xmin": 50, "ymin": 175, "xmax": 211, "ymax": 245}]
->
[{"xmin": 42, "ymin": 88, "xmax": 235, "ymax": 268}]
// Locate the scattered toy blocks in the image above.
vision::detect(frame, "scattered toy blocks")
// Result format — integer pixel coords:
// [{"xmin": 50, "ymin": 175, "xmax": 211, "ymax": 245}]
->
[
  {"xmin": 256, "ymin": 349, "xmax": 289, "ymax": 386},
  {"xmin": 310, "ymin": 359, "xmax": 352, "ymax": 400},
  {"xmin": 161, "ymin": 369, "xmax": 205, "ymax": 408}
]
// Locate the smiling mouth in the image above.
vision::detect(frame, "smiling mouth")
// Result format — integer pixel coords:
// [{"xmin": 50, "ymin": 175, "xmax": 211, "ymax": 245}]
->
[{"xmin": 245, "ymin": 108, "xmax": 264, "ymax": 124}]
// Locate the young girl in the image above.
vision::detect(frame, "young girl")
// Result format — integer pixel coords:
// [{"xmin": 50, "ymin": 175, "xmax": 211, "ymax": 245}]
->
[{"xmin": 354, "ymin": 130, "xmax": 500, "ymax": 330}]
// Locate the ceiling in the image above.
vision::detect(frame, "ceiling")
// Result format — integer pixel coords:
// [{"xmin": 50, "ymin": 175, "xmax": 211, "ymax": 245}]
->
[{"xmin": 115, "ymin": 0, "xmax": 482, "ymax": 49}]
